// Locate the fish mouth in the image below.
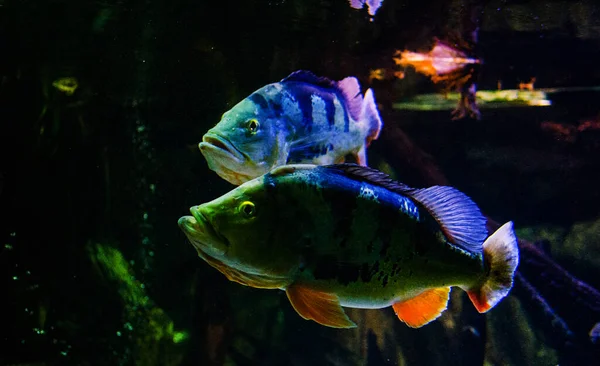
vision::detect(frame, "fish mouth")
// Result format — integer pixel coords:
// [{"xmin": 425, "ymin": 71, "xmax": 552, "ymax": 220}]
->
[
  {"xmin": 198, "ymin": 133, "xmax": 258, "ymax": 185},
  {"xmin": 199, "ymin": 133, "xmax": 245, "ymax": 162},
  {"xmin": 178, "ymin": 207, "xmax": 230, "ymax": 256}
]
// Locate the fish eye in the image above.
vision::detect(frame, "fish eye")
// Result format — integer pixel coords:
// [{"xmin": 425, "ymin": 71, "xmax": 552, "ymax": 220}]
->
[
  {"xmin": 246, "ymin": 119, "xmax": 259, "ymax": 134},
  {"xmin": 239, "ymin": 201, "xmax": 256, "ymax": 217}
]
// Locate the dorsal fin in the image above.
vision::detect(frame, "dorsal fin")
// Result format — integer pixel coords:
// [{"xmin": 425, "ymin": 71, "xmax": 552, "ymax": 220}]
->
[
  {"xmin": 323, "ymin": 164, "xmax": 488, "ymax": 252},
  {"xmin": 408, "ymin": 186, "xmax": 488, "ymax": 252},
  {"xmin": 323, "ymin": 163, "xmax": 411, "ymax": 192},
  {"xmin": 280, "ymin": 70, "xmax": 364, "ymax": 121},
  {"xmin": 280, "ymin": 70, "xmax": 336, "ymax": 88}
]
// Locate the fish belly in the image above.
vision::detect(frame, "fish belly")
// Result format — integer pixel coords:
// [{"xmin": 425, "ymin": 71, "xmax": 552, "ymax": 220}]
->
[{"xmin": 298, "ymin": 237, "xmax": 484, "ymax": 310}]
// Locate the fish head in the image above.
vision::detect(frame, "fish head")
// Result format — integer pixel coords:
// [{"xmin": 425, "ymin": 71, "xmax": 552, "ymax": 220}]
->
[
  {"xmin": 199, "ymin": 96, "xmax": 289, "ymax": 185},
  {"xmin": 178, "ymin": 176, "xmax": 299, "ymax": 287}
]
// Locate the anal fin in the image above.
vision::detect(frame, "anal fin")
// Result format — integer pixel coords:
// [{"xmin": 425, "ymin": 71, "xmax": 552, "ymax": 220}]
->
[
  {"xmin": 392, "ymin": 287, "xmax": 451, "ymax": 328},
  {"xmin": 286, "ymin": 283, "xmax": 357, "ymax": 328}
]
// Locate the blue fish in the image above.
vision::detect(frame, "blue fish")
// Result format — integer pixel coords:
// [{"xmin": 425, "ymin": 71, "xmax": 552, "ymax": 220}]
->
[{"xmin": 199, "ymin": 70, "xmax": 383, "ymax": 185}]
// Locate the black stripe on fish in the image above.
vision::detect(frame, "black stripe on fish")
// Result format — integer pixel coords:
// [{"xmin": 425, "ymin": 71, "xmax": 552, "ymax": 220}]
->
[
  {"xmin": 322, "ymin": 186, "xmax": 357, "ymax": 250},
  {"xmin": 414, "ymin": 225, "xmax": 433, "ymax": 256},
  {"xmin": 313, "ymin": 254, "xmax": 338, "ymax": 280},
  {"xmin": 376, "ymin": 203, "xmax": 398, "ymax": 257},
  {"xmin": 360, "ymin": 262, "xmax": 373, "ymax": 282},
  {"xmin": 297, "ymin": 93, "xmax": 313, "ymax": 133},
  {"xmin": 270, "ymin": 100, "xmax": 283, "ymax": 117},
  {"xmin": 248, "ymin": 92, "xmax": 270, "ymax": 110},
  {"xmin": 342, "ymin": 97, "xmax": 350, "ymax": 132},
  {"xmin": 336, "ymin": 263, "xmax": 361, "ymax": 286},
  {"xmin": 370, "ymin": 261, "xmax": 380, "ymax": 276},
  {"xmin": 321, "ymin": 92, "xmax": 336, "ymax": 129}
]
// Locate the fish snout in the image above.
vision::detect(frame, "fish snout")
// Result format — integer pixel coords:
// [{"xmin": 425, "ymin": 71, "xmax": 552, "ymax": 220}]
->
[
  {"xmin": 199, "ymin": 133, "xmax": 244, "ymax": 161},
  {"xmin": 190, "ymin": 205, "xmax": 206, "ymax": 224},
  {"xmin": 180, "ymin": 206, "xmax": 229, "ymax": 257}
]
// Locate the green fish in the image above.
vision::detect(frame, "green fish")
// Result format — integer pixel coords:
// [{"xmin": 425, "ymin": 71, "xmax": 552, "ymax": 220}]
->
[{"xmin": 178, "ymin": 164, "xmax": 519, "ymax": 328}]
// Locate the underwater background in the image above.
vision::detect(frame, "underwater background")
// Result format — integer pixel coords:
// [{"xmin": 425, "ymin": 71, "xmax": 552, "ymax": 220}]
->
[{"xmin": 2, "ymin": 0, "xmax": 600, "ymax": 365}]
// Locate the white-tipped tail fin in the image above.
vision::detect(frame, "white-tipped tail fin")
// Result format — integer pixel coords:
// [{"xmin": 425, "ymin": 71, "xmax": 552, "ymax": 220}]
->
[
  {"xmin": 360, "ymin": 89, "xmax": 383, "ymax": 146},
  {"xmin": 467, "ymin": 221, "xmax": 519, "ymax": 313}
]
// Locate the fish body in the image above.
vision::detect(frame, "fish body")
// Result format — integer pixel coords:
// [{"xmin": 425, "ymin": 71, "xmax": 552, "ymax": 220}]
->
[
  {"xmin": 178, "ymin": 164, "xmax": 519, "ymax": 328},
  {"xmin": 199, "ymin": 71, "xmax": 383, "ymax": 185}
]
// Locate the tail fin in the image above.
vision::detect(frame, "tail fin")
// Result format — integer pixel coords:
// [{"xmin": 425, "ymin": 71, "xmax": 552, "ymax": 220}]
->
[
  {"xmin": 360, "ymin": 89, "xmax": 383, "ymax": 146},
  {"xmin": 467, "ymin": 221, "xmax": 519, "ymax": 313}
]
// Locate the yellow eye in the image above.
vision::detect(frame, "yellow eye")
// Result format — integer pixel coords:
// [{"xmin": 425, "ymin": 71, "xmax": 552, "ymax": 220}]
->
[
  {"xmin": 247, "ymin": 119, "xmax": 259, "ymax": 134},
  {"xmin": 239, "ymin": 201, "xmax": 256, "ymax": 217}
]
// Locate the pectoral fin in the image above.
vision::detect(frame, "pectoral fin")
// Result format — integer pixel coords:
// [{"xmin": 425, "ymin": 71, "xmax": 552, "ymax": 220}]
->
[
  {"xmin": 285, "ymin": 283, "xmax": 357, "ymax": 328},
  {"xmin": 392, "ymin": 287, "xmax": 451, "ymax": 328}
]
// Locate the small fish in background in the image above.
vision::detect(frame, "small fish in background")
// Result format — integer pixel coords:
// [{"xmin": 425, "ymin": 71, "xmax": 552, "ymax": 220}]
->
[
  {"xmin": 393, "ymin": 39, "xmax": 482, "ymax": 120},
  {"xmin": 199, "ymin": 71, "xmax": 383, "ymax": 185},
  {"xmin": 393, "ymin": 40, "xmax": 481, "ymax": 79},
  {"xmin": 348, "ymin": 0, "xmax": 384, "ymax": 17},
  {"xmin": 518, "ymin": 77, "xmax": 537, "ymax": 91},
  {"xmin": 368, "ymin": 68, "xmax": 387, "ymax": 83},
  {"xmin": 367, "ymin": 68, "xmax": 404, "ymax": 84},
  {"xmin": 178, "ymin": 164, "xmax": 519, "ymax": 329}
]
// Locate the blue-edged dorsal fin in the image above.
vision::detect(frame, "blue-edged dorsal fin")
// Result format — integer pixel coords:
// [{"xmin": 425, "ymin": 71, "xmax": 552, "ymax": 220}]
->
[
  {"xmin": 323, "ymin": 163, "xmax": 411, "ymax": 191},
  {"xmin": 408, "ymin": 186, "xmax": 488, "ymax": 253},
  {"xmin": 281, "ymin": 70, "xmax": 363, "ymax": 121},
  {"xmin": 323, "ymin": 164, "xmax": 487, "ymax": 253},
  {"xmin": 280, "ymin": 70, "xmax": 336, "ymax": 88}
]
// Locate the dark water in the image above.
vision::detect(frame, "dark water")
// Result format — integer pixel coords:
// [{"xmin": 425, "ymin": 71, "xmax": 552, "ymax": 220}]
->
[{"xmin": 2, "ymin": 1, "xmax": 600, "ymax": 365}]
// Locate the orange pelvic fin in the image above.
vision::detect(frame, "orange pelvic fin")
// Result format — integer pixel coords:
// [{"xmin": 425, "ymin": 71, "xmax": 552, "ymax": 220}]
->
[
  {"xmin": 392, "ymin": 287, "xmax": 451, "ymax": 328},
  {"xmin": 285, "ymin": 283, "xmax": 357, "ymax": 328}
]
